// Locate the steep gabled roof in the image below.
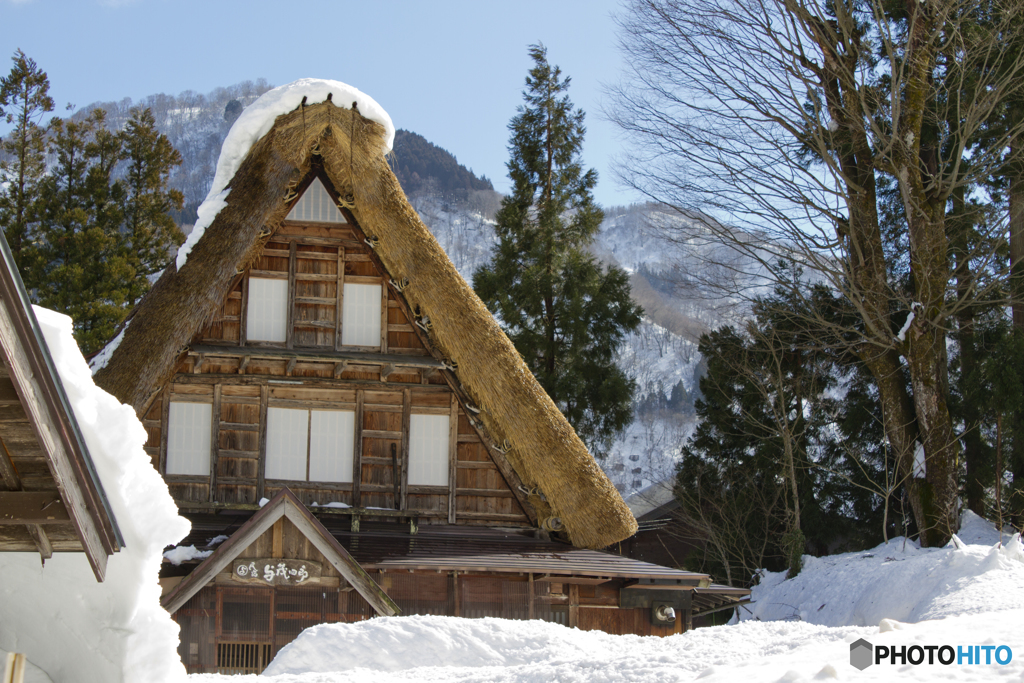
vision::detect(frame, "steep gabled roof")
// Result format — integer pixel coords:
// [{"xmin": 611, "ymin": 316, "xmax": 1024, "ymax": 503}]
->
[
  {"xmin": 0, "ymin": 232, "xmax": 122, "ymax": 580},
  {"xmin": 93, "ymin": 88, "xmax": 636, "ymax": 549},
  {"xmin": 162, "ymin": 487, "xmax": 397, "ymax": 615}
]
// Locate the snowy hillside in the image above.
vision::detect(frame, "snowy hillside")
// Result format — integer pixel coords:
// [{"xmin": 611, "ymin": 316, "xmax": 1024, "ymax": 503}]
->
[{"xmin": 186, "ymin": 512, "xmax": 1024, "ymax": 682}]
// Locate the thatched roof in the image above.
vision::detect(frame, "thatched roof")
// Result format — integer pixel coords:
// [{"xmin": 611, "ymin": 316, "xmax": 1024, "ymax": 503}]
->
[{"xmin": 93, "ymin": 94, "xmax": 636, "ymax": 549}]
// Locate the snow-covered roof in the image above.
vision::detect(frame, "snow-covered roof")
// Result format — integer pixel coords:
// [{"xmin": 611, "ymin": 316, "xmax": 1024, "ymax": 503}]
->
[{"xmin": 175, "ymin": 78, "xmax": 394, "ymax": 270}]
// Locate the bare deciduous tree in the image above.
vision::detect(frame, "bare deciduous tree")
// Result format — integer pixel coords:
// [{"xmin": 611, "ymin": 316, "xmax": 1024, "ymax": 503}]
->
[{"xmin": 610, "ymin": 0, "xmax": 1024, "ymax": 546}]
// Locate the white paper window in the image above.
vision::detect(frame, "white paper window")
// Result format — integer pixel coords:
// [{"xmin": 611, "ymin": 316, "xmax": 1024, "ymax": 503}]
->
[
  {"xmin": 266, "ymin": 407, "xmax": 354, "ymax": 483},
  {"xmin": 309, "ymin": 410, "xmax": 355, "ymax": 483},
  {"xmin": 166, "ymin": 402, "xmax": 212, "ymax": 476},
  {"xmin": 341, "ymin": 283, "xmax": 382, "ymax": 347},
  {"xmin": 408, "ymin": 414, "xmax": 449, "ymax": 486},
  {"xmin": 266, "ymin": 407, "xmax": 309, "ymax": 481},
  {"xmin": 286, "ymin": 178, "xmax": 347, "ymax": 223},
  {"xmin": 247, "ymin": 277, "xmax": 288, "ymax": 342}
]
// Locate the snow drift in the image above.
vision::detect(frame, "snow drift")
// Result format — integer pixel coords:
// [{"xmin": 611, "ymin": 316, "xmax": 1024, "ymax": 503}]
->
[{"xmin": 0, "ymin": 308, "xmax": 189, "ymax": 683}]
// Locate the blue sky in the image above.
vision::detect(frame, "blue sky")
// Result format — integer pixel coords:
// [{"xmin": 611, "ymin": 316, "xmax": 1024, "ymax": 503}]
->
[{"xmin": 2, "ymin": 0, "xmax": 640, "ymax": 207}]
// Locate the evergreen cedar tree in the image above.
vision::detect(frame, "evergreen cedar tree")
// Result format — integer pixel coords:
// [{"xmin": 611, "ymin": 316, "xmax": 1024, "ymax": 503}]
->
[
  {"xmin": 0, "ymin": 50, "xmax": 183, "ymax": 355},
  {"xmin": 0, "ymin": 49, "xmax": 54, "ymax": 270},
  {"xmin": 473, "ymin": 44, "xmax": 641, "ymax": 457}
]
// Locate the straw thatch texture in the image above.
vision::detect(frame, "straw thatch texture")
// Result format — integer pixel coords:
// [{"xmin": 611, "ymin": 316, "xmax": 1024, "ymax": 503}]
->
[{"xmin": 93, "ymin": 101, "xmax": 636, "ymax": 549}]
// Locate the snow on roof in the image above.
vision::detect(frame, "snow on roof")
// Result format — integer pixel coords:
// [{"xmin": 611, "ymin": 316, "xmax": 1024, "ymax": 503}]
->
[{"xmin": 175, "ymin": 78, "xmax": 394, "ymax": 271}]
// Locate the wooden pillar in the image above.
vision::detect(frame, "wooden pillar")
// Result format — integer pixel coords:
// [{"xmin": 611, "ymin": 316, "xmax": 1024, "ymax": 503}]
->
[
  {"xmin": 452, "ymin": 571, "xmax": 460, "ymax": 617},
  {"xmin": 352, "ymin": 389, "xmax": 364, "ymax": 508},
  {"xmin": 257, "ymin": 384, "xmax": 269, "ymax": 500},
  {"xmin": 682, "ymin": 590, "xmax": 693, "ymax": 632},
  {"xmin": 400, "ymin": 389, "xmax": 410, "ymax": 511},
  {"xmin": 448, "ymin": 394, "xmax": 458, "ymax": 524},
  {"xmin": 272, "ymin": 519, "xmax": 284, "ymax": 558},
  {"xmin": 159, "ymin": 385, "xmax": 171, "ymax": 474},
  {"xmin": 380, "ymin": 281, "xmax": 389, "ymax": 353},
  {"xmin": 286, "ymin": 241, "xmax": 296, "ymax": 349},
  {"xmin": 528, "ymin": 573, "xmax": 535, "ymax": 620},
  {"xmin": 568, "ymin": 584, "xmax": 579, "ymax": 628},
  {"xmin": 209, "ymin": 385, "xmax": 222, "ymax": 503},
  {"xmin": 239, "ymin": 275, "xmax": 249, "ymax": 347},
  {"xmin": 335, "ymin": 247, "xmax": 345, "ymax": 351}
]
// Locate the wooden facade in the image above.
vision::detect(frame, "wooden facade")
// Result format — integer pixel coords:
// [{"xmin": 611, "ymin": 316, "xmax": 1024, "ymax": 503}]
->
[{"xmin": 142, "ymin": 190, "xmax": 533, "ymax": 529}]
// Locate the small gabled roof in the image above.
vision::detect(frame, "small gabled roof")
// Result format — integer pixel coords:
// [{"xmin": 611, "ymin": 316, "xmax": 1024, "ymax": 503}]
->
[
  {"xmin": 0, "ymin": 232, "xmax": 122, "ymax": 581},
  {"xmin": 94, "ymin": 85, "xmax": 636, "ymax": 549},
  {"xmin": 162, "ymin": 487, "xmax": 398, "ymax": 616}
]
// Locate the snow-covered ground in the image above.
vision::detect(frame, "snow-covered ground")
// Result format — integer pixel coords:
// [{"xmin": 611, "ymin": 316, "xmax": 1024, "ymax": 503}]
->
[{"xmin": 186, "ymin": 511, "xmax": 1024, "ymax": 682}]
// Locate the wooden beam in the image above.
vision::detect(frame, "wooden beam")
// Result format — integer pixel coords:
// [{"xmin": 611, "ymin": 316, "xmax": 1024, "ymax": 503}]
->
[
  {"xmin": 333, "ymin": 360, "xmax": 348, "ymax": 378},
  {"xmin": 159, "ymin": 385, "xmax": 170, "ymax": 474},
  {"xmin": 272, "ymin": 518, "xmax": 284, "ymax": 558},
  {"xmin": 379, "ymin": 363, "xmax": 395, "ymax": 382},
  {"xmin": 569, "ymin": 584, "xmax": 579, "ymax": 628},
  {"xmin": 285, "ymin": 357, "xmax": 297, "ymax": 375},
  {"xmin": 0, "ymin": 492, "xmax": 69, "ymax": 524},
  {"xmin": 26, "ymin": 524, "xmax": 52, "ymax": 560},
  {"xmin": 237, "ymin": 356, "xmax": 250, "ymax": 375},
  {"xmin": 188, "ymin": 344, "xmax": 446, "ymax": 370},
  {"xmin": 0, "ymin": 436, "xmax": 22, "ymax": 490}
]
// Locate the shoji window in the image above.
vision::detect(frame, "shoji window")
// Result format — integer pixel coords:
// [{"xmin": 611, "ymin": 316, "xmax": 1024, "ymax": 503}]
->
[
  {"xmin": 341, "ymin": 283, "xmax": 381, "ymax": 347},
  {"xmin": 265, "ymin": 407, "xmax": 354, "ymax": 483},
  {"xmin": 246, "ymin": 278, "xmax": 288, "ymax": 342},
  {"xmin": 408, "ymin": 414, "xmax": 449, "ymax": 486},
  {"xmin": 286, "ymin": 178, "xmax": 347, "ymax": 223},
  {"xmin": 166, "ymin": 402, "xmax": 212, "ymax": 476}
]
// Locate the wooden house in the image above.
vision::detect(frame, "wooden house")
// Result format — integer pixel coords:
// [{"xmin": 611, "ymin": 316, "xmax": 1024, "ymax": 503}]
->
[
  {"xmin": 93, "ymin": 86, "xmax": 748, "ymax": 674},
  {"xmin": 0, "ymin": 232, "xmax": 122, "ymax": 580}
]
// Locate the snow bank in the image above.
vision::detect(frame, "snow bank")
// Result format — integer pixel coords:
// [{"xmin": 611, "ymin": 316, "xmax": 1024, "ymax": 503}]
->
[
  {"xmin": 176, "ymin": 78, "xmax": 394, "ymax": 270},
  {"xmin": 0, "ymin": 308, "xmax": 190, "ymax": 683},
  {"xmin": 184, "ymin": 511, "xmax": 1024, "ymax": 682},
  {"xmin": 740, "ymin": 510, "xmax": 1024, "ymax": 626}
]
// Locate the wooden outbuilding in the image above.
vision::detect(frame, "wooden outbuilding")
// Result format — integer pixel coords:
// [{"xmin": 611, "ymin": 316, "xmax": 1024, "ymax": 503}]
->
[
  {"xmin": 93, "ymin": 86, "xmax": 747, "ymax": 674},
  {"xmin": 0, "ymin": 232, "xmax": 122, "ymax": 581}
]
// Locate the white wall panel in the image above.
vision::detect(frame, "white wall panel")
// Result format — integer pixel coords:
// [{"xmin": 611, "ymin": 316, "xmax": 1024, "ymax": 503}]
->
[
  {"xmin": 286, "ymin": 178, "xmax": 347, "ymax": 223},
  {"xmin": 408, "ymin": 414, "xmax": 449, "ymax": 486},
  {"xmin": 166, "ymin": 402, "xmax": 212, "ymax": 476},
  {"xmin": 341, "ymin": 283, "xmax": 382, "ymax": 347},
  {"xmin": 309, "ymin": 410, "xmax": 355, "ymax": 483},
  {"xmin": 266, "ymin": 407, "xmax": 309, "ymax": 481},
  {"xmin": 246, "ymin": 277, "xmax": 288, "ymax": 342}
]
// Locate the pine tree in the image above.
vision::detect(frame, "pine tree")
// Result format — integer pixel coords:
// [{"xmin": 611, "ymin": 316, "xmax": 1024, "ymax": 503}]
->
[
  {"xmin": 119, "ymin": 107, "xmax": 184, "ymax": 306},
  {"xmin": 473, "ymin": 44, "xmax": 641, "ymax": 456},
  {"xmin": 0, "ymin": 50, "xmax": 54, "ymax": 269}
]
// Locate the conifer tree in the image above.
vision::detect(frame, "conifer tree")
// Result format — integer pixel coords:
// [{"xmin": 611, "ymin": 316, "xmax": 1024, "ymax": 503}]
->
[
  {"xmin": 473, "ymin": 44, "xmax": 641, "ymax": 456},
  {"xmin": 0, "ymin": 49, "xmax": 54, "ymax": 269},
  {"xmin": 119, "ymin": 107, "xmax": 184, "ymax": 306},
  {"xmin": 32, "ymin": 110, "xmax": 131, "ymax": 354}
]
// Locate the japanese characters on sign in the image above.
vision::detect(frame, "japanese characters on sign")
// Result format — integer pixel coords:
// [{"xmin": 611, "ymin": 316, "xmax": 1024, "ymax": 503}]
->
[{"xmin": 231, "ymin": 558, "xmax": 322, "ymax": 586}]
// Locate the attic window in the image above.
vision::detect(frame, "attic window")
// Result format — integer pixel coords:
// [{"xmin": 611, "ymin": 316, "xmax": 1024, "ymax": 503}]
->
[
  {"xmin": 286, "ymin": 178, "xmax": 348, "ymax": 223},
  {"xmin": 247, "ymin": 278, "xmax": 288, "ymax": 343},
  {"xmin": 341, "ymin": 283, "xmax": 382, "ymax": 347},
  {"xmin": 166, "ymin": 402, "xmax": 212, "ymax": 476},
  {"xmin": 408, "ymin": 414, "xmax": 449, "ymax": 486},
  {"xmin": 265, "ymin": 407, "xmax": 354, "ymax": 483}
]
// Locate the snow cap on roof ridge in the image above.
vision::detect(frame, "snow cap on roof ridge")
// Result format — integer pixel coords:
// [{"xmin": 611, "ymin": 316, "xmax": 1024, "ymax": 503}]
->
[{"xmin": 176, "ymin": 78, "xmax": 393, "ymax": 270}]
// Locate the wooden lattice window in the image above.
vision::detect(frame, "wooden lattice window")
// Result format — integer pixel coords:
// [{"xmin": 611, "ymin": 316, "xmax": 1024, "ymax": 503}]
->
[
  {"xmin": 246, "ymin": 277, "xmax": 288, "ymax": 342},
  {"xmin": 216, "ymin": 642, "xmax": 272, "ymax": 675}
]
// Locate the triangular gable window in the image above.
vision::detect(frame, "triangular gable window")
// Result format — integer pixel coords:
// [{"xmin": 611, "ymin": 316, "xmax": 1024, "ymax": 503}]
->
[{"xmin": 286, "ymin": 178, "xmax": 348, "ymax": 223}]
